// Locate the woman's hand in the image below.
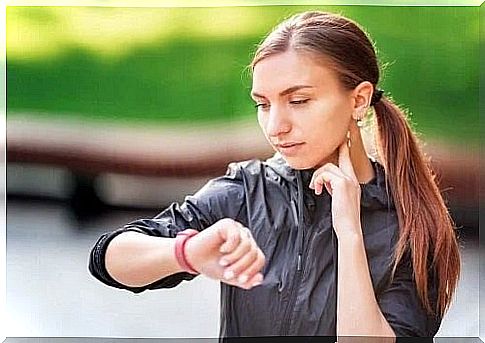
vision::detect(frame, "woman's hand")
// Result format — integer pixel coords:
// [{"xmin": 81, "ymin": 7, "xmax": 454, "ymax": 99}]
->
[
  {"xmin": 184, "ymin": 218, "xmax": 266, "ymax": 290},
  {"xmin": 309, "ymin": 138, "xmax": 362, "ymax": 240}
]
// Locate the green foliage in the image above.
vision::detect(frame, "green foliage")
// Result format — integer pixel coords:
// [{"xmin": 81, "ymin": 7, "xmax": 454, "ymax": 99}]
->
[{"xmin": 7, "ymin": 6, "xmax": 479, "ymax": 145}]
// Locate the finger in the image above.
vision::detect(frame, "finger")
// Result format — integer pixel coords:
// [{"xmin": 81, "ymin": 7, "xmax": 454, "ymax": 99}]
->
[
  {"xmin": 338, "ymin": 138, "xmax": 358, "ymax": 182},
  {"xmin": 224, "ymin": 272, "xmax": 263, "ymax": 290},
  {"xmin": 236, "ymin": 250, "xmax": 266, "ymax": 285},
  {"xmin": 309, "ymin": 165, "xmax": 339, "ymax": 190},
  {"xmin": 324, "ymin": 163, "xmax": 347, "ymax": 177},
  {"xmin": 313, "ymin": 170, "xmax": 340, "ymax": 195},
  {"xmin": 241, "ymin": 272, "xmax": 264, "ymax": 290},
  {"xmin": 219, "ymin": 225, "xmax": 244, "ymax": 253},
  {"xmin": 224, "ymin": 247, "xmax": 259, "ymax": 283},
  {"xmin": 230, "ymin": 248, "xmax": 265, "ymax": 284},
  {"xmin": 220, "ymin": 237, "xmax": 252, "ymax": 280},
  {"xmin": 309, "ymin": 167, "xmax": 321, "ymax": 189}
]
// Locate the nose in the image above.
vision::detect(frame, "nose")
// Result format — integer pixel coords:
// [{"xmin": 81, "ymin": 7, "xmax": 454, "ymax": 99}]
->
[{"xmin": 264, "ymin": 105, "xmax": 291, "ymax": 139}]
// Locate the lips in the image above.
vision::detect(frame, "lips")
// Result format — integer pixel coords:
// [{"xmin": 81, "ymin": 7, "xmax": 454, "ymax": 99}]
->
[
  {"xmin": 277, "ymin": 142, "xmax": 303, "ymax": 148},
  {"xmin": 276, "ymin": 142, "xmax": 305, "ymax": 156}
]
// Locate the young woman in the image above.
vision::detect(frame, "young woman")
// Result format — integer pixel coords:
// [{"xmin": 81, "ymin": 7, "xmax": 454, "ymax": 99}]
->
[{"xmin": 89, "ymin": 11, "xmax": 461, "ymax": 341}]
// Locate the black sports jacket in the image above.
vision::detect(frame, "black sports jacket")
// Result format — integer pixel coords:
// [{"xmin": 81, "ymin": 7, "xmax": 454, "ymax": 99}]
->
[{"xmin": 89, "ymin": 153, "xmax": 441, "ymax": 340}]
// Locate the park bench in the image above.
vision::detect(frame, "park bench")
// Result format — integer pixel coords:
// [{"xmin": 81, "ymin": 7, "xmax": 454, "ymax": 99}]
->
[{"xmin": 6, "ymin": 115, "xmax": 479, "ymax": 228}]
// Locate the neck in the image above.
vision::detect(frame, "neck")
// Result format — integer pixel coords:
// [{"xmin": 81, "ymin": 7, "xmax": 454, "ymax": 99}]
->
[
  {"xmin": 319, "ymin": 134, "xmax": 375, "ymax": 184},
  {"xmin": 349, "ymin": 132, "xmax": 375, "ymax": 184}
]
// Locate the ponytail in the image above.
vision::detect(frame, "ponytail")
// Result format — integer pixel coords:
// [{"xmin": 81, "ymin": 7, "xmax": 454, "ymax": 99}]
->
[
  {"xmin": 248, "ymin": 9, "xmax": 461, "ymax": 320},
  {"xmin": 373, "ymin": 96, "xmax": 461, "ymax": 318}
]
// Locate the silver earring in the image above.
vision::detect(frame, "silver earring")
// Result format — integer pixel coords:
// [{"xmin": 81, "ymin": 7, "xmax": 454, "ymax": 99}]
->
[
  {"xmin": 346, "ymin": 130, "xmax": 351, "ymax": 148},
  {"xmin": 356, "ymin": 107, "xmax": 367, "ymax": 128},
  {"xmin": 356, "ymin": 117, "xmax": 364, "ymax": 128}
]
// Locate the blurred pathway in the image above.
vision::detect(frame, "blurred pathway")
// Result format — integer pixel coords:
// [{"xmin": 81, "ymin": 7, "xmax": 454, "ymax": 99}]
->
[{"xmin": 6, "ymin": 199, "xmax": 480, "ymax": 338}]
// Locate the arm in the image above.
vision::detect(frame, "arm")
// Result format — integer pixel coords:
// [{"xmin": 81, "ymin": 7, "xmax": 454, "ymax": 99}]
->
[
  {"xmin": 88, "ymin": 225, "xmax": 198, "ymax": 293},
  {"xmin": 104, "ymin": 231, "xmax": 184, "ymax": 288},
  {"xmin": 338, "ymin": 231, "xmax": 442, "ymax": 341},
  {"xmin": 88, "ymin": 162, "xmax": 249, "ymax": 292},
  {"xmin": 337, "ymin": 232, "xmax": 396, "ymax": 342},
  {"xmin": 103, "ymin": 218, "xmax": 266, "ymax": 290},
  {"xmin": 377, "ymin": 247, "xmax": 442, "ymax": 338},
  {"xmin": 311, "ymin": 138, "xmax": 440, "ymax": 340},
  {"xmin": 308, "ymin": 141, "xmax": 396, "ymax": 340}
]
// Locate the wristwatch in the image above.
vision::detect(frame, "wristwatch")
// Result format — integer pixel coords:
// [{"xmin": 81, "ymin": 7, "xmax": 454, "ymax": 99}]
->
[{"xmin": 175, "ymin": 229, "xmax": 200, "ymax": 275}]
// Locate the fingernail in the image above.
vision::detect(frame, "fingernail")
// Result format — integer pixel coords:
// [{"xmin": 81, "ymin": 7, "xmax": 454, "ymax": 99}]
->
[
  {"xmin": 219, "ymin": 258, "xmax": 229, "ymax": 266},
  {"xmin": 238, "ymin": 274, "xmax": 248, "ymax": 284},
  {"xmin": 224, "ymin": 270, "xmax": 234, "ymax": 280},
  {"xmin": 252, "ymin": 281, "xmax": 262, "ymax": 287},
  {"xmin": 220, "ymin": 246, "xmax": 227, "ymax": 253}
]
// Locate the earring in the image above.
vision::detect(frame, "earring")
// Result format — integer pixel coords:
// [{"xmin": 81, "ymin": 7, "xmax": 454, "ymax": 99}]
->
[
  {"xmin": 346, "ymin": 130, "xmax": 351, "ymax": 148},
  {"xmin": 356, "ymin": 107, "xmax": 367, "ymax": 128},
  {"xmin": 356, "ymin": 117, "xmax": 364, "ymax": 128}
]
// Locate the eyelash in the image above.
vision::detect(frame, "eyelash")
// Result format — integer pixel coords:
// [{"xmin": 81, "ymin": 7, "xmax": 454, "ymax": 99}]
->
[
  {"xmin": 254, "ymin": 99, "xmax": 309, "ymax": 110},
  {"xmin": 290, "ymin": 99, "xmax": 309, "ymax": 105}
]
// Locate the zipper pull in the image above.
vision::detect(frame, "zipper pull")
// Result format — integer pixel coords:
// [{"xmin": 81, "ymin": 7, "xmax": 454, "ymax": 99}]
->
[{"xmin": 297, "ymin": 253, "xmax": 302, "ymax": 271}]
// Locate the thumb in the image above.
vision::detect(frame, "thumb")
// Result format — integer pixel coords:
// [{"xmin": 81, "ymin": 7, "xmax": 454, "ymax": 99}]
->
[{"xmin": 339, "ymin": 140, "xmax": 358, "ymax": 183}]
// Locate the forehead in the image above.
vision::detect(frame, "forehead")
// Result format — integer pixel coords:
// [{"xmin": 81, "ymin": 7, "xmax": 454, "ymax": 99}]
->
[{"xmin": 251, "ymin": 50, "xmax": 339, "ymax": 96}]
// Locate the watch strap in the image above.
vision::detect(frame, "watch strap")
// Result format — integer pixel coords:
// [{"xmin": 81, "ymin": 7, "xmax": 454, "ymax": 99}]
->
[{"xmin": 175, "ymin": 229, "xmax": 200, "ymax": 275}]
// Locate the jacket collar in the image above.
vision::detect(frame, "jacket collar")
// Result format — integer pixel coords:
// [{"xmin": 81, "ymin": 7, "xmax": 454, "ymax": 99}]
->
[{"xmin": 265, "ymin": 152, "xmax": 395, "ymax": 210}]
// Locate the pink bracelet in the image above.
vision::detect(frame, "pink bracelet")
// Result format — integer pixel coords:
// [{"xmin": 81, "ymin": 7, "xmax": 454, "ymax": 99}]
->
[{"xmin": 174, "ymin": 229, "xmax": 200, "ymax": 275}]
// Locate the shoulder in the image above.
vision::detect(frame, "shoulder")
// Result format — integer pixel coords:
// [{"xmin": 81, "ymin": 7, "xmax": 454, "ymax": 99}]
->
[
  {"xmin": 197, "ymin": 158, "xmax": 265, "ymax": 200},
  {"xmin": 220, "ymin": 155, "xmax": 293, "ymax": 197},
  {"xmin": 226, "ymin": 154, "xmax": 294, "ymax": 183},
  {"xmin": 224, "ymin": 158, "xmax": 264, "ymax": 179}
]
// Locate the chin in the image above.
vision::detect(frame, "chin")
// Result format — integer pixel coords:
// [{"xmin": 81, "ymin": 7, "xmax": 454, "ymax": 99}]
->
[{"xmin": 280, "ymin": 156, "xmax": 316, "ymax": 170}]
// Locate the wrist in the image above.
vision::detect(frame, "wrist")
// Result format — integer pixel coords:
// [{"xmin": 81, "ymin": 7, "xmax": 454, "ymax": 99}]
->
[
  {"xmin": 174, "ymin": 229, "xmax": 200, "ymax": 275},
  {"xmin": 184, "ymin": 235, "xmax": 198, "ymax": 273},
  {"xmin": 337, "ymin": 230, "xmax": 363, "ymax": 247}
]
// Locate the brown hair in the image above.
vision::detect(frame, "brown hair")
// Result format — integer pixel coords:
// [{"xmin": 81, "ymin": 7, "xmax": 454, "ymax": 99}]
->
[{"xmin": 250, "ymin": 11, "xmax": 460, "ymax": 319}]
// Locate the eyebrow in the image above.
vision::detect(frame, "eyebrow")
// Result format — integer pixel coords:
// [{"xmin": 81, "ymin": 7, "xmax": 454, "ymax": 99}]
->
[{"xmin": 250, "ymin": 85, "xmax": 315, "ymax": 99}]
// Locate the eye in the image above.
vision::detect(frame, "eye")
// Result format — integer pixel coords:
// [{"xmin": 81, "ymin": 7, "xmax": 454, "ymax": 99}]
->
[
  {"xmin": 289, "ymin": 99, "xmax": 309, "ymax": 105},
  {"xmin": 255, "ymin": 103, "xmax": 270, "ymax": 111}
]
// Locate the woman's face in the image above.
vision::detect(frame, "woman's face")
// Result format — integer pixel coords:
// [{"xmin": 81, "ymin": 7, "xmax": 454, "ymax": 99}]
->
[{"xmin": 251, "ymin": 50, "xmax": 354, "ymax": 170}]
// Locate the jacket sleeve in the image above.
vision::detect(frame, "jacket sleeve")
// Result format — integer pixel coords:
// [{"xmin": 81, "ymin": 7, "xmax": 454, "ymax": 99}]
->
[
  {"xmin": 377, "ymin": 250, "xmax": 442, "ymax": 338},
  {"xmin": 88, "ymin": 162, "xmax": 247, "ymax": 294}
]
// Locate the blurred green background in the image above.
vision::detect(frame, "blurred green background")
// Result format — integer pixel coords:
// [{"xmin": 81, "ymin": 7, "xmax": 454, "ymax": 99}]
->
[{"xmin": 7, "ymin": 5, "xmax": 479, "ymax": 146}]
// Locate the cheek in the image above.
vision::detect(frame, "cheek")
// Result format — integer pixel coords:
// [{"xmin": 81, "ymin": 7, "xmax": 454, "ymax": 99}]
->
[
  {"xmin": 257, "ymin": 113, "xmax": 266, "ymax": 132},
  {"xmin": 257, "ymin": 113, "xmax": 272, "ymax": 140},
  {"xmin": 305, "ymin": 103, "xmax": 349, "ymax": 145}
]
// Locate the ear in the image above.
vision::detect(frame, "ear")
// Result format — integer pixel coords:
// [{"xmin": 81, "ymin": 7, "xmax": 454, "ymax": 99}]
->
[{"xmin": 351, "ymin": 81, "xmax": 374, "ymax": 120}]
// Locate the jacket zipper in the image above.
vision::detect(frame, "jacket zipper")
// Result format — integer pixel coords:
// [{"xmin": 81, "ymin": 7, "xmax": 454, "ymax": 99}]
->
[
  {"xmin": 281, "ymin": 171, "xmax": 305, "ymax": 335},
  {"xmin": 331, "ymin": 215, "xmax": 339, "ymax": 336},
  {"xmin": 289, "ymin": 200, "xmax": 303, "ymax": 272}
]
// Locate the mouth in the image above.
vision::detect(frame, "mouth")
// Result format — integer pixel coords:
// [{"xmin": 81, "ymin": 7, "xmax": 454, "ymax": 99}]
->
[
  {"xmin": 277, "ymin": 142, "xmax": 303, "ymax": 147},
  {"xmin": 275, "ymin": 142, "xmax": 305, "ymax": 156}
]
